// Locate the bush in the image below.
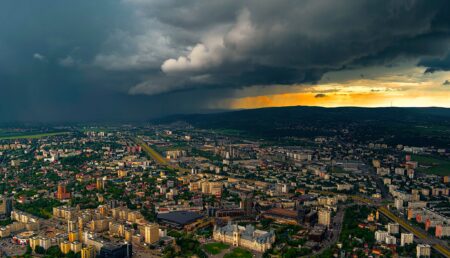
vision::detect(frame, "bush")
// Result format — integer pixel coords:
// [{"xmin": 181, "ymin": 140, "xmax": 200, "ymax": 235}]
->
[{"xmin": 35, "ymin": 245, "xmax": 45, "ymax": 254}]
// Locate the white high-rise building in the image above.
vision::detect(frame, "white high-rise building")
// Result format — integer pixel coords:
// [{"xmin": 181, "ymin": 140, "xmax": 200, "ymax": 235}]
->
[
  {"xmin": 416, "ymin": 244, "xmax": 431, "ymax": 258},
  {"xmin": 375, "ymin": 230, "xmax": 389, "ymax": 243},
  {"xmin": 387, "ymin": 223, "xmax": 400, "ymax": 234},
  {"xmin": 385, "ymin": 235, "xmax": 396, "ymax": 245},
  {"xmin": 395, "ymin": 167, "xmax": 405, "ymax": 175},
  {"xmin": 400, "ymin": 233, "xmax": 414, "ymax": 246},
  {"xmin": 395, "ymin": 198, "xmax": 404, "ymax": 210}
]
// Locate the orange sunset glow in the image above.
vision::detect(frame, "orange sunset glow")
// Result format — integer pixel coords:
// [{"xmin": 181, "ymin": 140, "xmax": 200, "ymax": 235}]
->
[
  {"xmin": 213, "ymin": 67, "xmax": 450, "ymax": 110},
  {"xmin": 226, "ymin": 91, "xmax": 450, "ymax": 109}
]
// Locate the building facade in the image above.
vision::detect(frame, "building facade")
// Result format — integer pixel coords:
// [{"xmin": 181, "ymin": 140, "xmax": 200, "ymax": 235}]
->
[
  {"xmin": 144, "ymin": 223, "xmax": 160, "ymax": 244},
  {"xmin": 318, "ymin": 209, "xmax": 331, "ymax": 227},
  {"xmin": 213, "ymin": 223, "xmax": 275, "ymax": 252}
]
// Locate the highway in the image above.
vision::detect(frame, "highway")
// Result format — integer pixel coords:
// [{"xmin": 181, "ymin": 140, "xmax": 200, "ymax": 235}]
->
[
  {"xmin": 134, "ymin": 137, "xmax": 168, "ymax": 165},
  {"xmin": 378, "ymin": 206, "xmax": 450, "ymax": 258},
  {"xmin": 134, "ymin": 137, "xmax": 190, "ymax": 174}
]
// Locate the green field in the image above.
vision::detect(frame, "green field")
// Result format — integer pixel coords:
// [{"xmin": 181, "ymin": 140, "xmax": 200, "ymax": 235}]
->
[
  {"xmin": 203, "ymin": 242, "xmax": 229, "ymax": 255},
  {"xmin": 412, "ymin": 154, "xmax": 450, "ymax": 176},
  {"xmin": 330, "ymin": 166, "xmax": 347, "ymax": 174},
  {"xmin": 0, "ymin": 131, "xmax": 69, "ymax": 140},
  {"xmin": 223, "ymin": 248, "xmax": 252, "ymax": 258}
]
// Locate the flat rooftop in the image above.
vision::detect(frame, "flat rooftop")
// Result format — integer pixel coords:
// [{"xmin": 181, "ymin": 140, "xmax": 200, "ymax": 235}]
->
[{"xmin": 157, "ymin": 211, "xmax": 203, "ymax": 225}]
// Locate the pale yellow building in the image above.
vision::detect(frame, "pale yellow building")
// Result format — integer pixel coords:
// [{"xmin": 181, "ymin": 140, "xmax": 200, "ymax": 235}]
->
[
  {"xmin": 89, "ymin": 219, "xmax": 110, "ymax": 233},
  {"xmin": 144, "ymin": 223, "xmax": 160, "ymax": 244},
  {"xmin": 117, "ymin": 170, "xmax": 127, "ymax": 178},
  {"xmin": 109, "ymin": 222, "xmax": 125, "ymax": 237},
  {"xmin": 318, "ymin": 209, "xmax": 331, "ymax": 227},
  {"xmin": 201, "ymin": 181, "xmax": 223, "ymax": 197},
  {"xmin": 40, "ymin": 237, "xmax": 51, "ymax": 250},
  {"xmin": 68, "ymin": 231, "xmax": 79, "ymax": 242},
  {"xmin": 60, "ymin": 241, "xmax": 71, "ymax": 254},
  {"xmin": 70, "ymin": 241, "xmax": 82, "ymax": 253},
  {"xmin": 81, "ymin": 245, "xmax": 96, "ymax": 258}
]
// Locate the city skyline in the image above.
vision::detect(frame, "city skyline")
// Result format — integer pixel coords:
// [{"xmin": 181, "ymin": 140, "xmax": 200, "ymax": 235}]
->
[{"xmin": 1, "ymin": 2, "xmax": 450, "ymax": 257}]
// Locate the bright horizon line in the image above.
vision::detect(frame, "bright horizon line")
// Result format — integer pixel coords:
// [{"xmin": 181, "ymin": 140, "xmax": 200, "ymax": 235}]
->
[{"xmin": 228, "ymin": 104, "xmax": 450, "ymax": 109}]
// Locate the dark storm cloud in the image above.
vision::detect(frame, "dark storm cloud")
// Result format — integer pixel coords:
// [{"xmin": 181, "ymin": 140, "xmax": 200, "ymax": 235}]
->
[
  {"xmin": 419, "ymin": 53, "xmax": 450, "ymax": 73},
  {"xmin": 0, "ymin": 0, "xmax": 139, "ymax": 122},
  {"xmin": 117, "ymin": 0, "xmax": 450, "ymax": 94},
  {"xmin": 1, "ymin": 0, "xmax": 450, "ymax": 121},
  {"xmin": 315, "ymin": 94, "xmax": 327, "ymax": 98}
]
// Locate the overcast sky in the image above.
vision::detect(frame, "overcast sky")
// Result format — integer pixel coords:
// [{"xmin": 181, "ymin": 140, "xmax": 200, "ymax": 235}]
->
[{"xmin": 1, "ymin": 0, "xmax": 449, "ymax": 122}]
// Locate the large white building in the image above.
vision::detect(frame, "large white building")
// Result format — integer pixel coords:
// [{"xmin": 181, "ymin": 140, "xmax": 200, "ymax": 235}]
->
[{"xmin": 213, "ymin": 223, "xmax": 275, "ymax": 252}]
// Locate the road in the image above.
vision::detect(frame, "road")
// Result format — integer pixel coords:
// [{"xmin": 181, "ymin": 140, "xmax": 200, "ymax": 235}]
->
[
  {"xmin": 134, "ymin": 137, "xmax": 168, "ymax": 165},
  {"xmin": 363, "ymin": 163, "xmax": 391, "ymax": 201},
  {"xmin": 306, "ymin": 204, "xmax": 348, "ymax": 257}
]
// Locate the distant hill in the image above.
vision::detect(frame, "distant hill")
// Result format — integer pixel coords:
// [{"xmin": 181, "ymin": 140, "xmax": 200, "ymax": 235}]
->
[{"xmin": 154, "ymin": 106, "xmax": 450, "ymax": 147}]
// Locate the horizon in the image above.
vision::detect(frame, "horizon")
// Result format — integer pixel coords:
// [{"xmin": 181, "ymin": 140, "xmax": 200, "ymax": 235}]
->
[{"xmin": 1, "ymin": 105, "xmax": 450, "ymax": 125}]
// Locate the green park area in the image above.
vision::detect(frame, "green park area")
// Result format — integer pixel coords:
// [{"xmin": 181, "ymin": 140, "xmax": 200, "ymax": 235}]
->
[
  {"xmin": 223, "ymin": 247, "xmax": 253, "ymax": 258},
  {"xmin": 203, "ymin": 242, "xmax": 230, "ymax": 255},
  {"xmin": 412, "ymin": 154, "xmax": 450, "ymax": 176},
  {"xmin": 14, "ymin": 198, "xmax": 62, "ymax": 219}
]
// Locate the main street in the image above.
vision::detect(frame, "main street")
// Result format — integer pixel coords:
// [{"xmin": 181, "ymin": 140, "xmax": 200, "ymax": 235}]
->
[{"xmin": 304, "ymin": 204, "xmax": 349, "ymax": 257}]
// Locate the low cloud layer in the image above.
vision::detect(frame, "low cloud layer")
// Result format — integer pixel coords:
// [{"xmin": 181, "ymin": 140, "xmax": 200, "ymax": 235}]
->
[{"xmin": 33, "ymin": 53, "xmax": 46, "ymax": 61}]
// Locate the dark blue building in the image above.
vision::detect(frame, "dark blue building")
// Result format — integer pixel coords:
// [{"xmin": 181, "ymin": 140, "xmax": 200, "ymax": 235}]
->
[{"xmin": 99, "ymin": 243, "xmax": 132, "ymax": 258}]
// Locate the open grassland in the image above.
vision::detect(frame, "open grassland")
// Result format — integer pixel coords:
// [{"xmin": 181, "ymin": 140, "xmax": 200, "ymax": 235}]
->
[
  {"xmin": 412, "ymin": 154, "xmax": 450, "ymax": 176},
  {"xmin": 223, "ymin": 248, "xmax": 252, "ymax": 258},
  {"xmin": 0, "ymin": 131, "xmax": 69, "ymax": 140},
  {"xmin": 203, "ymin": 242, "xmax": 229, "ymax": 255}
]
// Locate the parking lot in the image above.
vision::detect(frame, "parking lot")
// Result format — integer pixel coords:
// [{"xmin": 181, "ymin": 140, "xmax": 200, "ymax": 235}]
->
[{"xmin": 0, "ymin": 238, "xmax": 27, "ymax": 257}]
